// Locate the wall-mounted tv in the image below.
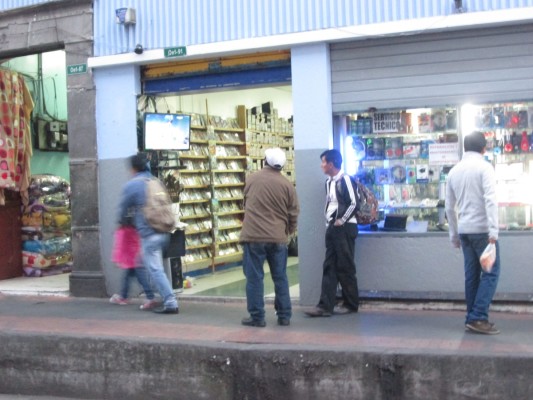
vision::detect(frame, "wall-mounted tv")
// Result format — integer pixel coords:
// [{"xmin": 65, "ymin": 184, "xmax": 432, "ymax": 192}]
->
[{"xmin": 144, "ymin": 113, "xmax": 191, "ymax": 151}]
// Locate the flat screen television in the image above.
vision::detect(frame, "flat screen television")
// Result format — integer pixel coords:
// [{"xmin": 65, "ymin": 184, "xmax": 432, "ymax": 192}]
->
[{"xmin": 144, "ymin": 112, "xmax": 191, "ymax": 151}]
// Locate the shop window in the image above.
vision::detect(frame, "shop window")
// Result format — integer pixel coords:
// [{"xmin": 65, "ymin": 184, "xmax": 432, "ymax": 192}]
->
[
  {"xmin": 339, "ymin": 101, "xmax": 533, "ymax": 233},
  {"xmin": 461, "ymin": 101, "xmax": 533, "ymax": 231}
]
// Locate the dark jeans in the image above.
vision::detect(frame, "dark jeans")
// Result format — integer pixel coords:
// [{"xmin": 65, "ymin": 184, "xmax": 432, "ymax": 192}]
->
[
  {"xmin": 120, "ymin": 265, "xmax": 155, "ymax": 300},
  {"xmin": 242, "ymin": 242, "xmax": 291, "ymax": 321},
  {"xmin": 318, "ymin": 222, "xmax": 359, "ymax": 313},
  {"xmin": 460, "ymin": 233, "xmax": 500, "ymax": 323}
]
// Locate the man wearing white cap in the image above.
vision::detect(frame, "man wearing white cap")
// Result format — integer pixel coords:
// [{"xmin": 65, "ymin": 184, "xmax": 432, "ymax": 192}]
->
[{"xmin": 239, "ymin": 147, "xmax": 300, "ymax": 327}]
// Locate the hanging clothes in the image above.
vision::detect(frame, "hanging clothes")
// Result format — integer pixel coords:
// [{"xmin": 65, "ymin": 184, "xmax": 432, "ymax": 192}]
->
[{"xmin": 0, "ymin": 68, "xmax": 34, "ymax": 206}]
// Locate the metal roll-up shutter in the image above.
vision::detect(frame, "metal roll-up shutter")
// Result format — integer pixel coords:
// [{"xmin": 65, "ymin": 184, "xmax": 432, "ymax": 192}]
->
[{"xmin": 331, "ymin": 24, "xmax": 533, "ymax": 113}]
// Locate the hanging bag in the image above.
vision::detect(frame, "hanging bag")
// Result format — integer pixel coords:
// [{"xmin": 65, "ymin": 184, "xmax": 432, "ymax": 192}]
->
[
  {"xmin": 111, "ymin": 226, "xmax": 141, "ymax": 269},
  {"xmin": 480, "ymin": 242, "xmax": 496, "ymax": 273}
]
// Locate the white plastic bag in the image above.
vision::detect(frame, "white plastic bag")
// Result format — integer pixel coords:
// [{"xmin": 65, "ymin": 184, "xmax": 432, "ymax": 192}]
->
[{"xmin": 480, "ymin": 243, "xmax": 496, "ymax": 273}]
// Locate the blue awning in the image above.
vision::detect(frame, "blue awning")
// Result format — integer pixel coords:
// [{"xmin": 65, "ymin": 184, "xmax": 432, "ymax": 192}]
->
[{"xmin": 143, "ymin": 65, "xmax": 292, "ymax": 94}]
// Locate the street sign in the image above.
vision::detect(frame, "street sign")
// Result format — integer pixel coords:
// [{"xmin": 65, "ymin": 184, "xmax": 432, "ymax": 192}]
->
[
  {"xmin": 164, "ymin": 47, "xmax": 187, "ymax": 58},
  {"xmin": 67, "ymin": 64, "xmax": 87, "ymax": 75}
]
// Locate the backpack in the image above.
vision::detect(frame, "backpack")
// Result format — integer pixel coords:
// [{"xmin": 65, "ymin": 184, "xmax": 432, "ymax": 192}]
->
[
  {"xmin": 142, "ymin": 177, "xmax": 176, "ymax": 233},
  {"xmin": 353, "ymin": 177, "xmax": 379, "ymax": 225},
  {"xmin": 339, "ymin": 175, "xmax": 379, "ymax": 225}
]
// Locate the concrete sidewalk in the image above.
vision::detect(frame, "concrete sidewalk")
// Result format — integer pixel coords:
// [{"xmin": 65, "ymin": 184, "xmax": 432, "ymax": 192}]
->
[{"xmin": 1, "ymin": 294, "xmax": 533, "ymax": 399}]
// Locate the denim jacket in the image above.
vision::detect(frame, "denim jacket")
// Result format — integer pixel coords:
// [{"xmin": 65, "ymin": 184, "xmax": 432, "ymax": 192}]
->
[{"xmin": 117, "ymin": 171, "xmax": 157, "ymax": 238}]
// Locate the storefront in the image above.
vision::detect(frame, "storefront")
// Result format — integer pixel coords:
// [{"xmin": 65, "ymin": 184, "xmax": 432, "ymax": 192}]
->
[
  {"xmin": 139, "ymin": 52, "xmax": 294, "ymax": 280},
  {"xmin": 327, "ymin": 23, "xmax": 533, "ymax": 301},
  {"xmin": 90, "ymin": 49, "xmax": 298, "ymax": 295},
  {"xmin": 0, "ymin": 0, "xmax": 105, "ymax": 296}
]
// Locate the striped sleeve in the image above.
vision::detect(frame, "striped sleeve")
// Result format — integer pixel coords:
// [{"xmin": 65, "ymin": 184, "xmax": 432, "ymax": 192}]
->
[{"xmin": 340, "ymin": 175, "xmax": 358, "ymax": 223}]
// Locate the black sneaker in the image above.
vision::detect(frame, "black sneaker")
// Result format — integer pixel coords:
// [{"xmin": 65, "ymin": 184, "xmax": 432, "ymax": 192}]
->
[
  {"xmin": 304, "ymin": 307, "xmax": 332, "ymax": 317},
  {"xmin": 277, "ymin": 318, "xmax": 290, "ymax": 326},
  {"xmin": 241, "ymin": 317, "xmax": 266, "ymax": 327},
  {"xmin": 466, "ymin": 320, "xmax": 500, "ymax": 335},
  {"xmin": 153, "ymin": 306, "xmax": 179, "ymax": 314}
]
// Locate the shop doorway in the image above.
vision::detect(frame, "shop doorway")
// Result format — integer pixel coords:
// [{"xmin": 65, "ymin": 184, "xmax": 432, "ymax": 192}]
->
[
  {"xmin": 137, "ymin": 85, "xmax": 299, "ymax": 299},
  {"xmin": 0, "ymin": 50, "xmax": 71, "ymax": 295}
]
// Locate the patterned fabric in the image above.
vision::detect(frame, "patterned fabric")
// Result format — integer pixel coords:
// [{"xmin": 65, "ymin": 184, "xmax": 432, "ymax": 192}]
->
[{"xmin": 0, "ymin": 68, "xmax": 34, "ymax": 206}]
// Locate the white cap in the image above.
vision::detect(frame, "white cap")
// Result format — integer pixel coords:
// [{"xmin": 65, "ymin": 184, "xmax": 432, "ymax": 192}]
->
[{"xmin": 264, "ymin": 147, "xmax": 286, "ymax": 170}]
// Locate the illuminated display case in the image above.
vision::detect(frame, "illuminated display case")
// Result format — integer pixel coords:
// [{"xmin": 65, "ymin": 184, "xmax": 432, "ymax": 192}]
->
[
  {"xmin": 342, "ymin": 107, "xmax": 459, "ymax": 232},
  {"xmin": 464, "ymin": 101, "xmax": 533, "ymax": 231},
  {"xmin": 340, "ymin": 101, "xmax": 533, "ymax": 233}
]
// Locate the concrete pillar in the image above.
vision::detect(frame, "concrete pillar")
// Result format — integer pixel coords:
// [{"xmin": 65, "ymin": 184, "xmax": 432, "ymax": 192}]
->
[
  {"xmin": 291, "ymin": 43, "xmax": 333, "ymax": 306},
  {"xmin": 93, "ymin": 64, "xmax": 141, "ymax": 296}
]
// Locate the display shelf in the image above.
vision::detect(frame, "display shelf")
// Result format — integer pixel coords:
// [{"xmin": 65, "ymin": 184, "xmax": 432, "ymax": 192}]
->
[
  {"xmin": 148, "ymin": 104, "xmax": 293, "ymax": 271},
  {"xmin": 217, "ymin": 223, "xmax": 242, "ymax": 231},
  {"xmin": 214, "ymin": 252, "xmax": 243, "ymax": 265},
  {"xmin": 172, "ymin": 115, "xmax": 248, "ymax": 270},
  {"xmin": 210, "ymin": 124, "xmax": 246, "ymax": 263},
  {"xmin": 215, "ymin": 210, "xmax": 245, "ymax": 216},
  {"xmin": 181, "ymin": 199, "xmax": 210, "ymax": 205},
  {"xmin": 238, "ymin": 104, "xmax": 295, "ymax": 182},
  {"xmin": 181, "ymin": 254, "xmax": 212, "ymax": 271},
  {"xmin": 180, "ymin": 214, "xmax": 211, "ymax": 221}
]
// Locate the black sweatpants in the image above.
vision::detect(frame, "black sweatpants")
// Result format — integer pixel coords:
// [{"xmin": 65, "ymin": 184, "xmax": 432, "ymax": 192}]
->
[{"xmin": 317, "ymin": 222, "xmax": 359, "ymax": 312}]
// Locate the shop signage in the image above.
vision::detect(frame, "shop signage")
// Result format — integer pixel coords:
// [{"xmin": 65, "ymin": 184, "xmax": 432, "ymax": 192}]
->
[
  {"xmin": 373, "ymin": 112, "xmax": 401, "ymax": 133},
  {"xmin": 66, "ymin": 64, "xmax": 87, "ymax": 75},
  {"xmin": 164, "ymin": 47, "xmax": 187, "ymax": 58},
  {"xmin": 428, "ymin": 143, "xmax": 459, "ymax": 165}
]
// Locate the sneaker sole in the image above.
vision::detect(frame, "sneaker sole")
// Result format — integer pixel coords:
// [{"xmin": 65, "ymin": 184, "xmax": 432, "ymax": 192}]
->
[
  {"xmin": 139, "ymin": 301, "xmax": 160, "ymax": 310},
  {"xmin": 466, "ymin": 324, "xmax": 500, "ymax": 335},
  {"xmin": 109, "ymin": 300, "xmax": 128, "ymax": 305}
]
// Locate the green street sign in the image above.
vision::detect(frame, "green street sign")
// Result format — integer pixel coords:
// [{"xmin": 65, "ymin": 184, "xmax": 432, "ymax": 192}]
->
[
  {"xmin": 67, "ymin": 64, "xmax": 87, "ymax": 75},
  {"xmin": 164, "ymin": 46, "xmax": 187, "ymax": 58}
]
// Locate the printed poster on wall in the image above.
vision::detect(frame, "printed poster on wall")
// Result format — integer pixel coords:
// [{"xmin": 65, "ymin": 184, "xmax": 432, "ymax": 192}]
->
[{"xmin": 428, "ymin": 143, "xmax": 459, "ymax": 165}]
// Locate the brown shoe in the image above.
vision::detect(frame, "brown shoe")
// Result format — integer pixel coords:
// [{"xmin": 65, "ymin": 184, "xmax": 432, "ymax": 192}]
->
[
  {"xmin": 304, "ymin": 307, "xmax": 332, "ymax": 317},
  {"xmin": 466, "ymin": 320, "xmax": 500, "ymax": 335}
]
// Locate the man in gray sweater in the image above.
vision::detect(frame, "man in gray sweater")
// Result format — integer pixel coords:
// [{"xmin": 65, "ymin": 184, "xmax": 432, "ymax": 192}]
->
[
  {"xmin": 239, "ymin": 148, "xmax": 299, "ymax": 327},
  {"xmin": 445, "ymin": 131, "xmax": 500, "ymax": 335}
]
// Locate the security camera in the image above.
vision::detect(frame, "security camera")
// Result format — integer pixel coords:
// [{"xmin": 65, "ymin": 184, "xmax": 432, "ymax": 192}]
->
[{"xmin": 134, "ymin": 44, "xmax": 143, "ymax": 55}]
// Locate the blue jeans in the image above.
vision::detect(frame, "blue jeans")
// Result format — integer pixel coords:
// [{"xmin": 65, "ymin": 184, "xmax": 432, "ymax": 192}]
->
[
  {"xmin": 460, "ymin": 233, "xmax": 500, "ymax": 323},
  {"xmin": 141, "ymin": 233, "xmax": 178, "ymax": 309},
  {"xmin": 120, "ymin": 265, "xmax": 155, "ymax": 301},
  {"xmin": 242, "ymin": 242, "xmax": 291, "ymax": 321}
]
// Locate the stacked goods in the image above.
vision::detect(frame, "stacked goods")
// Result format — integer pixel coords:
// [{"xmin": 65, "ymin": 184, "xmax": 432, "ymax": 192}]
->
[{"xmin": 21, "ymin": 174, "xmax": 72, "ymax": 277}]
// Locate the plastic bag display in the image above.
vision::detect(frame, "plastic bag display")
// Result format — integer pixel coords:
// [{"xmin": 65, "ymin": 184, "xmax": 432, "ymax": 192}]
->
[
  {"xmin": 20, "ymin": 174, "xmax": 72, "ymax": 277},
  {"xmin": 22, "ymin": 236, "xmax": 71, "ymax": 256},
  {"xmin": 27, "ymin": 174, "xmax": 71, "ymax": 199},
  {"xmin": 480, "ymin": 243, "xmax": 496, "ymax": 273}
]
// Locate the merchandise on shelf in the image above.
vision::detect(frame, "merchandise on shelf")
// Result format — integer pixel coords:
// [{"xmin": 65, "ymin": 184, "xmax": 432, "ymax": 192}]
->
[
  {"xmin": 344, "ymin": 107, "xmax": 459, "ymax": 232},
  {"xmin": 138, "ymin": 100, "xmax": 294, "ymax": 272},
  {"xmin": 21, "ymin": 174, "xmax": 72, "ymax": 277}
]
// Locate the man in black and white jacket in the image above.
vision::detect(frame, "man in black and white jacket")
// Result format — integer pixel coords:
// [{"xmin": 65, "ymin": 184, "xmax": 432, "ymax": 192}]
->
[{"xmin": 305, "ymin": 149, "xmax": 359, "ymax": 317}]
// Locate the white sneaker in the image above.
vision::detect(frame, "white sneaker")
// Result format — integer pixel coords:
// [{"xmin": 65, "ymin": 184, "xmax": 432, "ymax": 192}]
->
[
  {"xmin": 109, "ymin": 294, "xmax": 128, "ymax": 305},
  {"xmin": 139, "ymin": 299, "xmax": 159, "ymax": 310}
]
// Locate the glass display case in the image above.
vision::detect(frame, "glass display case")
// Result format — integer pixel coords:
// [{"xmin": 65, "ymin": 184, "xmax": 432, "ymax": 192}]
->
[
  {"xmin": 463, "ymin": 101, "xmax": 533, "ymax": 231},
  {"xmin": 341, "ymin": 107, "xmax": 459, "ymax": 232},
  {"xmin": 339, "ymin": 101, "xmax": 533, "ymax": 233}
]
